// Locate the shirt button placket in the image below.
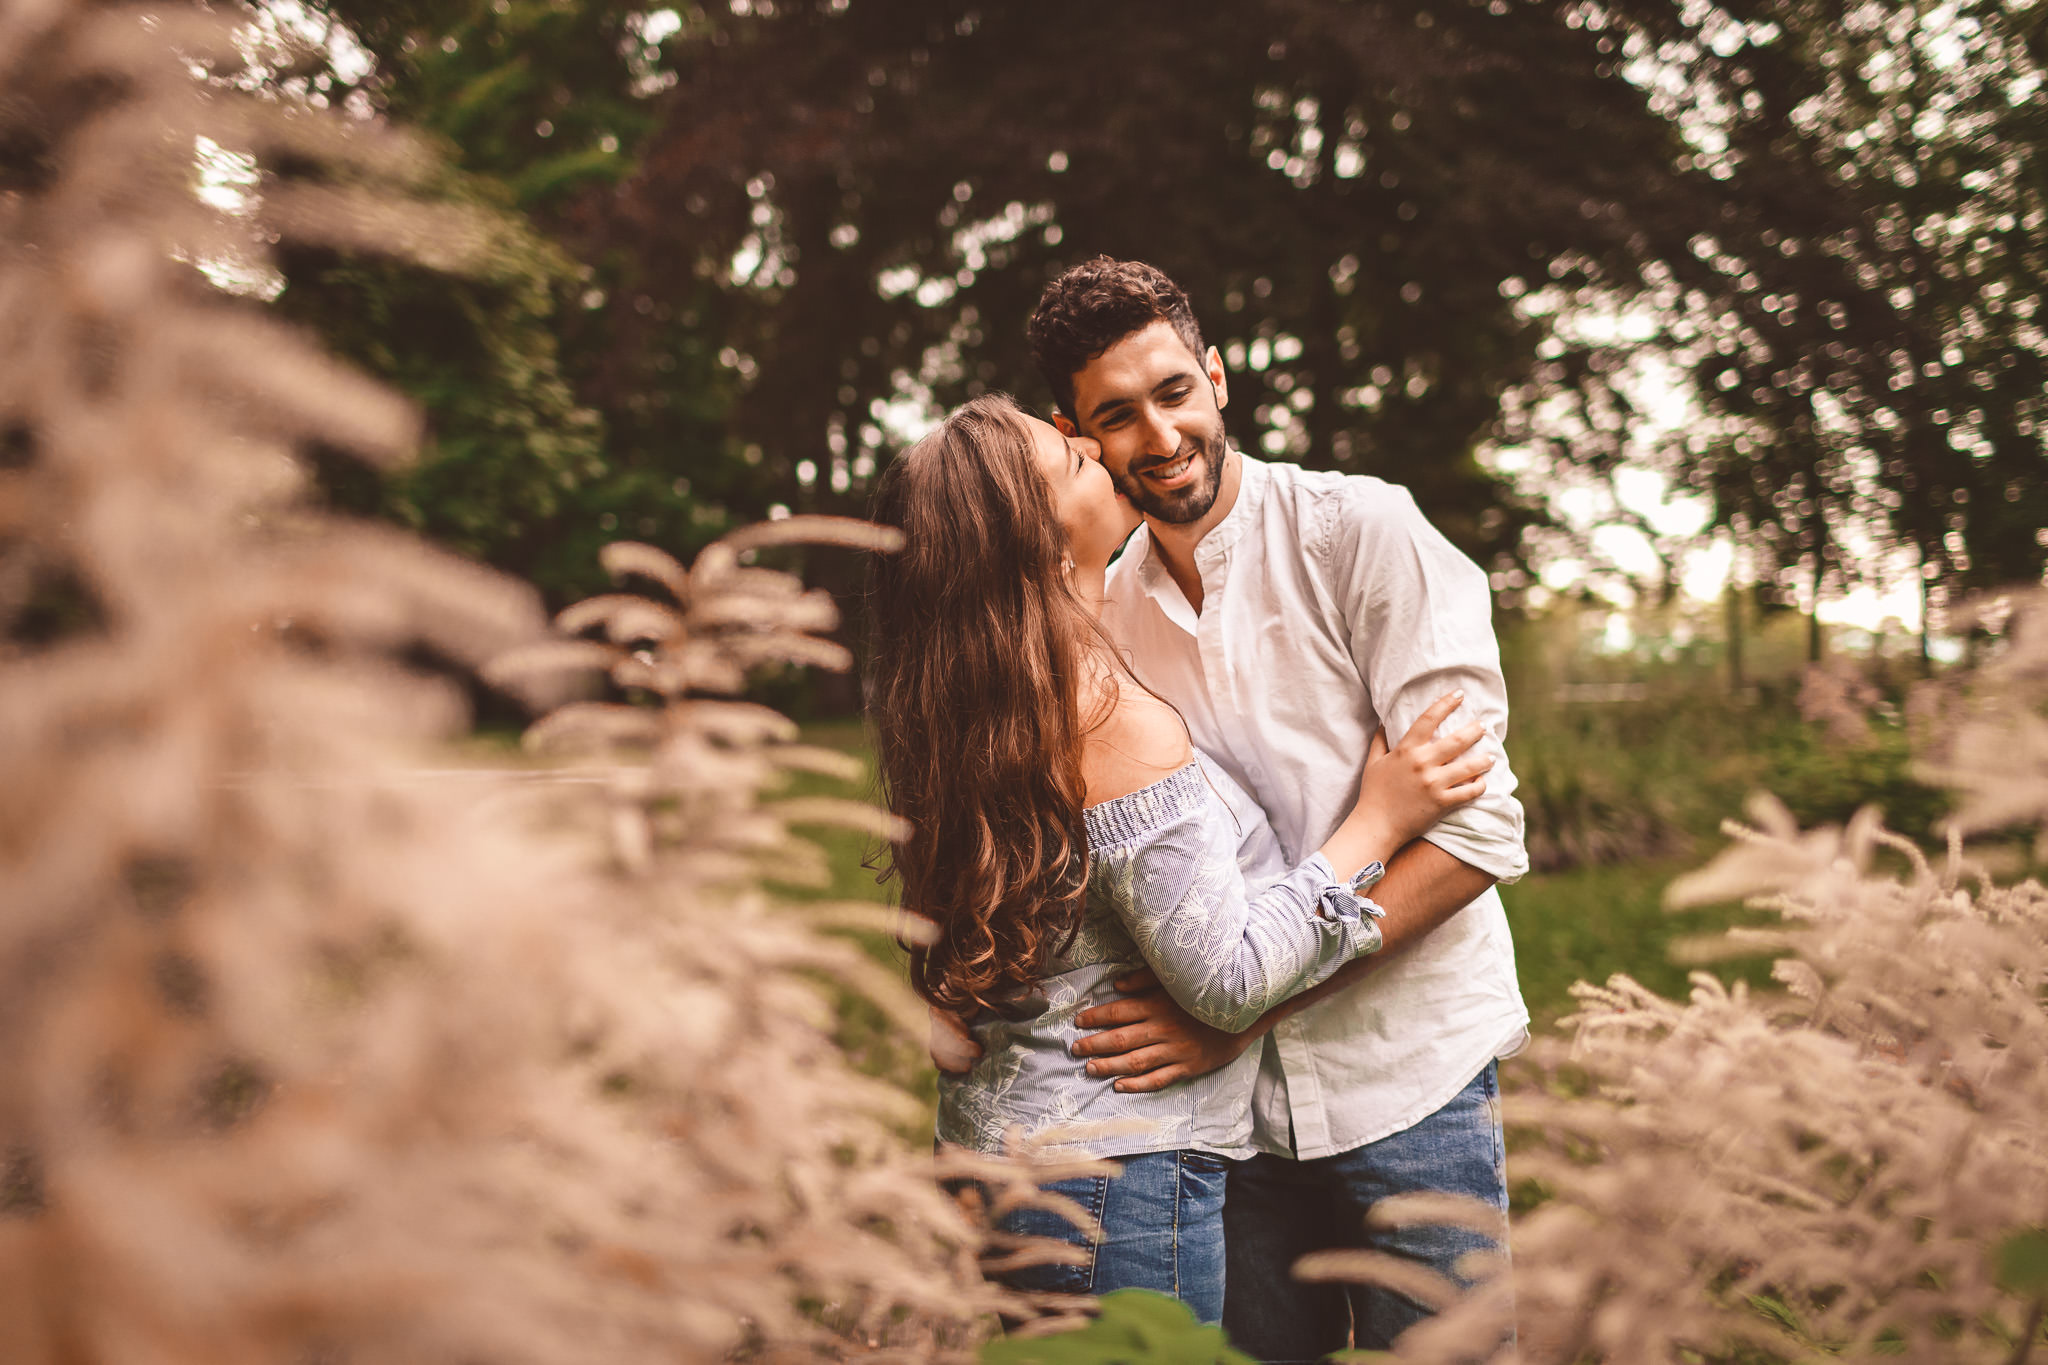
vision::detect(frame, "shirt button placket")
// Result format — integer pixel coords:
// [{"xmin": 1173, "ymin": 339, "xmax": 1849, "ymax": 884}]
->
[
  {"xmin": 1199, "ymin": 547, "xmax": 1248, "ymax": 775},
  {"xmin": 1275, "ymin": 1020, "xmax": 1326, "ymax": 1155}
]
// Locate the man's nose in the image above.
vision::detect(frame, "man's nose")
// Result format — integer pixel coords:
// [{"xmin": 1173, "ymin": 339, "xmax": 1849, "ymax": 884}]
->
[{"xmin": 1139, "ymin": 408, "xmax": 1178, "ymax": 456}]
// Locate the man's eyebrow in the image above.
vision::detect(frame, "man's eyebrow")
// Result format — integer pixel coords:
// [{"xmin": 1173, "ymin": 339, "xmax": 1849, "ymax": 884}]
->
[{"xmin": 1086, "ymin": 370, "xmax": 1198, "ymax": 423}]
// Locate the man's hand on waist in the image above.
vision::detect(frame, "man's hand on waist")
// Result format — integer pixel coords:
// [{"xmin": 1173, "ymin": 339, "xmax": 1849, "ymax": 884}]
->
[
  {"xmin": 1071, "ymin": 968, "xmax": 1258, "ymax": 1092},
  {"xmin": 928, "ymin": 1005, "xmax": 981, "ymax": 1074}
]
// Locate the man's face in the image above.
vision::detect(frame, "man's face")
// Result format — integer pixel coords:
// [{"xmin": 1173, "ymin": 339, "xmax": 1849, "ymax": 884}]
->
[{"xmin": 1061, "ymin": 320, "xmax": 1231, "ymax": 526}]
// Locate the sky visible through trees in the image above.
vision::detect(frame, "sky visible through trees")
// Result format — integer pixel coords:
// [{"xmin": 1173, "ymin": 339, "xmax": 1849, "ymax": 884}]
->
[{"xmin": 249, "ymin": 0, "xmax": 2042, "ymax": 667}]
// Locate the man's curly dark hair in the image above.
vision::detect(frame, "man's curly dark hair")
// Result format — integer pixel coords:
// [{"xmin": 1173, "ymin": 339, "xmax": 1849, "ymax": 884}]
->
[{"xmin": 1027, "ymin": 257, "xmax": 1206, "ymax": 418}]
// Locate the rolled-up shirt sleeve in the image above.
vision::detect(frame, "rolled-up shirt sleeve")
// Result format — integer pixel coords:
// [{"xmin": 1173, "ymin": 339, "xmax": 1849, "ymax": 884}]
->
[
  {"xmin": 1320, "ymin": 482, "xmax": 1529, "ymax": 884},
  {"xmin": 1086, "ymin": 764, "xmax": 1378, "ymax": 1033}
]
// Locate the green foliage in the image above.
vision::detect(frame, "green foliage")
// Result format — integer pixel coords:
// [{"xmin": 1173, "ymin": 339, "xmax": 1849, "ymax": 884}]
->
[
  {"xmin": 1752, "ymin": 710, "xmax": 1948, "ymax": 842},
  {"xmin": 1491, "ymin": 655, "xmax": 1953, "ymax": 1033},
  {"xmin": 1510, "ymin": 683, "xmax": 1948, "ymax": 858},
  {"xmin": 981, "ymin": 1291, "xmax": 1254, "ymax": 1365},
  {"xmin": 1993, "ymin": 1229, "xmax": 2048, "ymax": 1300},
  {"xmin": 1501, "ymin": 605, "xmax": 1950, "ymax": 874},
  {"xmin": 1507, "ymin": 691, "xmax": 1703, "ymax": 872},
  {"xmin": 324, "ymin": 0, "xmax": 659, "ymax": 195},
  {"xmin": 269, "ymin": 0, "xmax": 749, "ymax": 605},
  {"xmin": 1614, "ymin": 0, "xmax": 2048, "ymax": 607},
  {"xmin": 267, "ymin": 151, "xmax": 624, "ymax": 598}
]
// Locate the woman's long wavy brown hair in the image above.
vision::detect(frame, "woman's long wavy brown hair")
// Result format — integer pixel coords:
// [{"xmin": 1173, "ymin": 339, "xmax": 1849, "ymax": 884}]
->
[{"xmin": 866, "ymin": 394, "xmax": 1104, "ymax": 1013}]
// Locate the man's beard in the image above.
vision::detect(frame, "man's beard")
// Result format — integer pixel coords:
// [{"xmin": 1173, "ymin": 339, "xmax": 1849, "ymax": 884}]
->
[{"xmin": 1113, "ymin": 420, "xmax": 1229, "ymax": 526}]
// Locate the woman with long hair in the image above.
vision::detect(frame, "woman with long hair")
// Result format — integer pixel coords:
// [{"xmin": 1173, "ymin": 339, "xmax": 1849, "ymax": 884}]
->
[{"xmin": 866, "ymin": 394, "xmax": 1489, "ymax": 1319}]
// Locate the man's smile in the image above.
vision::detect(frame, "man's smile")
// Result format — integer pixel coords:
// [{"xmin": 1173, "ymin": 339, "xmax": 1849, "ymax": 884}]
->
[{"xmin": 1133, "ymin": 450, "xmax": 1200, "ymax": 491}]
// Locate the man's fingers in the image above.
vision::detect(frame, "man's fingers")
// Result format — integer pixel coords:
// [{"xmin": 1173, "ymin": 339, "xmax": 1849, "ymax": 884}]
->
[
  {"xmin": 1397, "ymin": 689, "xmax": 1465, "ymax": 750},
  {"xmin": 1113, "ymin": 1064, "xmax": 1194, "ymax": 1094},
  {"xmin": 927, "ymin": 1007, "xmax": 981, "ymax": 1074},
  {"xmin": 1072, "ymin": 1020, "xmax": 1169, "ymax": 1059},
  {"xmin": 1074, "ymin": 995, "xmax": 1162, "ymax": 1034},
  {"xmin": 1113, "ymin": 966, "xmax": 1160, "ymax": 994},
  {"xmin": 1083, "ymin": 1042, "xmax": 1181, "ymax": 1079}
]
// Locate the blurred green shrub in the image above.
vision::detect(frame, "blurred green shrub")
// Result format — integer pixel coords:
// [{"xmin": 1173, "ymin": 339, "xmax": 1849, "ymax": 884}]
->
[
  {"xmin": 1507, "ymin": 692, "xmax": 1700, "ymax": 872},
  {"xmin": 1502, "ymin": 605, "xmax": 1949, "ymax": 871},
  {"xmin": 981, "ymin": 1291, "xmax": 1253, "ymax": 1365},
  {"xmin": 1753, "ymin": 708, "xmax": 1948, "ymax": 841}
]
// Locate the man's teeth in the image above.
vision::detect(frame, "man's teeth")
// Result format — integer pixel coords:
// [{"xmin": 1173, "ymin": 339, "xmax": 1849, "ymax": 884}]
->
[{"xmin": 1149, "ymin": 457, "xmax": 1191, "ymax": 481}]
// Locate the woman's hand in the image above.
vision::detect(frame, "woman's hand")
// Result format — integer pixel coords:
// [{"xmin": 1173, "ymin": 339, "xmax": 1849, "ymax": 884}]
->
[
  {"xmin": 1354, "ymin": 689, "xmax": 1493, "ymax": 851},
  {"xmin": 1317, "ymin": 689, "xmax": 1492, "ymax": 880}
]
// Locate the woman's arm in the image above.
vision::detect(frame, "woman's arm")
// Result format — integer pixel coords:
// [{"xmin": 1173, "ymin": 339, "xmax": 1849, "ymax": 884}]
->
[
  {"xmin": 1093, "ymin": 779, "xmax": 1373, "ymax": 1034},
  {"xmin": 1083, "ymin": 686, "xmax": 1371, "ymax": 1033},
  {"xmin": 1073, "ymin": 842, "xmax": 1498, "ymax": 1091},
  {"xmin": 1086, "ymin": 686, "xmax": 1488, "ymax": 1035}
]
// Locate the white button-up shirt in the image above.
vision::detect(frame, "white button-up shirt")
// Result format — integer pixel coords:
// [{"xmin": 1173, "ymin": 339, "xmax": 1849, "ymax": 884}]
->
[{"xmin": 1101, "ymin": 455, "xmax": 1530, "ymax": 1159}]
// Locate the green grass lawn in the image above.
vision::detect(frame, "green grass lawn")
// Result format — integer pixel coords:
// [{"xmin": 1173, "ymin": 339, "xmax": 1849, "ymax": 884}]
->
[{"xmin": 1504, "ymin": 855, "xmax": 1775, "ymax": 1029}]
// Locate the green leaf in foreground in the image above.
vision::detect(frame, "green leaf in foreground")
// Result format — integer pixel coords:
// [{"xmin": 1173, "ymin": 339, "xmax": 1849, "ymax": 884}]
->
[
  {"xmin": 1993, "ymin": 1228, "xmax": 2048, "ymax": 1298},
  {"xmin": 982, "ymin": 1291, "xmax": 1254, "ymax": 1365}
]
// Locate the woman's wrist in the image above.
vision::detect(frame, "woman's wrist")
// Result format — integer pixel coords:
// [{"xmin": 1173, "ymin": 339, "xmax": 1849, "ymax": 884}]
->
[{"xmin": 1320, "ymin": 811, "xmax": 1402, "ymax": 882}]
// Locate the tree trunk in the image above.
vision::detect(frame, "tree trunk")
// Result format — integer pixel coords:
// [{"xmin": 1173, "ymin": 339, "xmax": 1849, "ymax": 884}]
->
[
  {"xmin": 1919, "ymin": 555, "xmax": 1933, "ymax": 676},
  {"xmin": 1808, "ymin": 557, "xmax": 1824, "ymax": 663},
  {"xmin": 1725, "ymin": 581, "xmax": 1744, "ymax": 693}
]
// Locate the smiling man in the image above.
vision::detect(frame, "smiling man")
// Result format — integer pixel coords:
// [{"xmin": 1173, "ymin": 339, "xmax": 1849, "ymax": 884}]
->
[{"xmin": 1024, "ymin": 257, "xmax": 1530, "ymax": 1360}]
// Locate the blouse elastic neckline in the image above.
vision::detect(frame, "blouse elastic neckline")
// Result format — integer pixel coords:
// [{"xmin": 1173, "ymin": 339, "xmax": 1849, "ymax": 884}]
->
[{"xmin": 1082, "ymin": 759, "xmax": 1207, "ymax": 849}]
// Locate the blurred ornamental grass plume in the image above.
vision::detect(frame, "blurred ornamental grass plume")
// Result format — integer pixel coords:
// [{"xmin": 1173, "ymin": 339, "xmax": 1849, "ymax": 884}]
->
[
  {"xmin": 0, "ymin": 0, "xmax": 1075, "ymax": 1359},
  {"xmin": 1324, "ymin": 592, "xmax": 2048, "ymax": 1363}
]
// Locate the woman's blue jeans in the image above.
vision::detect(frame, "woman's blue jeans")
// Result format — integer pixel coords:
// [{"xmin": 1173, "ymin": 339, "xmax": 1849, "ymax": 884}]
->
[{"xmin": 994, "ymin": 1147, "xmax": 1231, "ymax": 1323}]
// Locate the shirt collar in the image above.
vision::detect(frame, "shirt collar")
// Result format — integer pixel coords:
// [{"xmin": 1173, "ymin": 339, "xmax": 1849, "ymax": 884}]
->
[
  {"xmin": 1122, "ymin": 452, "xmax": 1265, "ymax": 631},
  {"xmin": 1117, "ymin": 525, "xmax": 1191, "ymax": 634}
]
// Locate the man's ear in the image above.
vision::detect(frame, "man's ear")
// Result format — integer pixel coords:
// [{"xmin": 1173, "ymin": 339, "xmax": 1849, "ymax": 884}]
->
[
  {"xmin": 1204, "ymin": 345, "xmax": 1229, "ymax": 411},
  {"xmin": 1052, "ymin": 412, "xmax": 1079, "ymax": 438}
]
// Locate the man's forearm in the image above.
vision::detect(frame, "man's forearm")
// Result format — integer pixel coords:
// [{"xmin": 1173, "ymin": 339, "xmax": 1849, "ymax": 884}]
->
[{"xmin": 1250, "ymin": 837, "xmax": 1496, "ymax": 1035}]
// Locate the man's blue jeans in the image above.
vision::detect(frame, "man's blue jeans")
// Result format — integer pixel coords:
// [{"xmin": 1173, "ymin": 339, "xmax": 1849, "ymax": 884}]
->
[
  {"xmin": 1223, "ymin": 1062, "xmax": 1510, "ymax": 1362},
  {"xmin": 994, "ymin": 1147, "xmax": 1231, "ymax": 1323}
]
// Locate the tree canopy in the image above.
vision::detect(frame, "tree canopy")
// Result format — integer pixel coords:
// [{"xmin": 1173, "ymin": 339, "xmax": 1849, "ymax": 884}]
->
[
  {"xmin": 269, "ymin": 0, "xmax": 2044, "ymax": 650},
  {"xmin": 1636, "ymin": 0, "xmax": 2044, "ymax": 614}
]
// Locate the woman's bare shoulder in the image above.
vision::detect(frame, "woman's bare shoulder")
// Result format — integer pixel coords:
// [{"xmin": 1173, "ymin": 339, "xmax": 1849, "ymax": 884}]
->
[{"xmin": 1082, "ymin": 680, "xmax": 1194, "ymax": 807}]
